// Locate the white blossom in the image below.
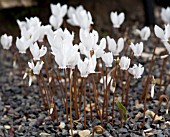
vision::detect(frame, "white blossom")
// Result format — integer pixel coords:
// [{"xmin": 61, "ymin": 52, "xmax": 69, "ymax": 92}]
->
[
  {"xmin": 79, "ymin": 29, "xmax": 98, "ymax": 57},
  {"xmin": 119, "ymin": 56, "xmax": 131, "ymax": 70},
  {"xmin": 101, "ymin": 52, "xmax": 113, "ymax": 67},
  {"xmin": 0, "ymin": 34, "xmax": 12, "ymax": 50},
  {"xmin": 161, "ymin": 7, "xmax": 170, "ymax": 24},
  {"xmin": 16, "ymin": 36, "xmax": 31, "ymax": 54},
  {"xmin": 136, "ymin": 27, "xmax": 150, "ymax": 41},
  {"xmin": 49, "ymin": 3, "xmax": 67, "ymax": 29},
  {"xmin": 67, "ymin": 5, "xmax": 93, "ymax": 30},
  {"xmin": 107, "ymin": 36, "xmax": 124, "ymax": 56},
  {"xmin": 95, "ymin": 38, "xmax": 106, "ymax": 58},
  {"xmin": 110, "ymin": 11, "xmax": 125, "ymax": 28},
  {"xmin": 77, "ymin": 55, "xmax": 96, "ymax": 77},
  {"xmin": 28, "ymin": 61, "xmax": 44, "ymax": 75},
  {"xmin": 128, "ymin": 64, "xmax": 144, "ymax": 79},
  {"xmin": 130, "ymin": 42, "xmax": 143, "ymax": 57},
  {"xmin": 29, "ymin": 42, "xmax": 47, "ymax": 60},
  {"xmin": 154, "ymin": 24, "xmax": 170, "ymax": 41}
]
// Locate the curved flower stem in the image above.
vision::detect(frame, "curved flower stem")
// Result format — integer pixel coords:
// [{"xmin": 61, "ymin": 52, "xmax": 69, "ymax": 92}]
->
[
  {"xmin": 118, "ymin": 67, "xmax": 125, "ymax": 103},
  {"xmin": 151, "ymin": 95, "xmax": 169, "ymax": 124},
  {"xmin": 73, "ymin": 67, "xmax": 79, "ymax": 120},
  {"xmin": 90, "ymin": 74, "xmax": 103, "ymax": 124},
  {"xmin": 53, "ymin": 68, "xmax": 66, "ymax": 107},
  {"xmin": 64, "ymin": 69, "xmax": 69, "ymax": 121},
  {"xmin": 124, "ymin": 51, "xmax": 133, "ymax": 106},
  {"xmin": 83, "ymin": 78, "xmax": 87, "ymax": 129},
  {"xmin": 112, "ymin": 64, "xmax": 118, "ymax": 124},
  {"xmin": 40, "ymin": 73, "xmax": 51, "ymax": 111},
  {"xmin": 142, "ymin": 42, "xmax": 157, "ymax": 128},
  {"xmin": 158, "ymin": 57, "xmax": 168, "ymax": 98},
  {"xmin": 124, "ymin": 72, "xmax": 131, "ymax": 107},
  {"xmin": 36, "ymin": 75, "xmax": 48, "ymax": 109},
  {"xmin": 88, "ymin": 79, "xmax": 93, "ymax": 120},
  {"xmin": 69, "ymin": 69, "xmax": 73, "ymax": 136}
]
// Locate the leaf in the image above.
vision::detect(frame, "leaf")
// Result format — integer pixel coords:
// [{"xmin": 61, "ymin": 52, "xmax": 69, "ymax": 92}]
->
[{"xmin": 116, "ymin": 101, "xmax": 127, "ymax": 121}]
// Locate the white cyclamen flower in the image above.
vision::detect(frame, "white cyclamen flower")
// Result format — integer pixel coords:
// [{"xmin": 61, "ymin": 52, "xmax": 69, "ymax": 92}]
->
[
  {"xmin": 130, "ymin": 42, "xmax": 143, "ymax": 57},
  {"xmin": 67, "ymin": 5, "xmax": 93, "ymax": 30},
  {"xmin": 107, "ymin": 36, "xmax": 124, "ymax": 56},
  {"xmin": 161, "ymin": 7, "xmax": 170, "ymax": 24},
  {"xmin": 95, "ymin": 38, "xmax": 106, "ymax": 58},
  {"xmin": 49, "ymin": 3, "xmax": 67, "ymax": 29},
  {"xmin": 119, "ymin": 56, "xmax": 131, "ymax": 70},
  {"xmin": 128, "ymin": 64, "xmax": 144, "ymax": 79},
  {"xmin": 79, "ymin": 29, "xmax": 98, "ymax": 57},
  {"xmin": 30, "ymin": 42, "xmax": 47, "ymax": 60},
  {"xmin": 101, "ymin": 52, "xmax": 113, "ymax": 67},
  {"xmin": 78, "ymin": 55, "xmax": 97, "ymax": 77},
  {"xmin": 28, "ymin": 61, "xmax": 44, "ymax": 75},
  {"xmin": 136, "ymin": 26, "xmax": 151, "ymax": 41},
  {"xmin": 16, "ymin": 36, "xmax": 31, "ymax": 54},
  {"xmin": 110, "ymin": 11, "xmax": 125, "ymax": 28},
  {"xmin": 154, "ymin": 24, "xmax": 170, "ymax": 41},
  {"xmin": 0, "ymin": 34, "xmax": 13, "ymax": 50}
]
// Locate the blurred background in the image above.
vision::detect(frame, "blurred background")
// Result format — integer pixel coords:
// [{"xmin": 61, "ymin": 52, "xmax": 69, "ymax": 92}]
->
[{"xmin": 0, "ymin": 0, "xmax": 169, "ymax": 36}]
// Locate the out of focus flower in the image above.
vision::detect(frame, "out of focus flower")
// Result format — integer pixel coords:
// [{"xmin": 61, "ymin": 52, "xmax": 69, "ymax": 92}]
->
[
  {"xmin": 67, "ymin": 5, "xmax": 93, "ymax": 30},
  {"xmin": 130, "ymin": 42, "xmax": 143, "ymax": 57},
  {"xmin": 136, "ymin": 27, "xmax": 150, "ymax": 41},
  {"xmin": 154, "ymin": 24, "xmax": 170, "ymax": 41},
  {"xmin": 101, "ymin": 52, "xmax": 113, "ymax": 67},
  {"xmin": 119, "ymin": 56, "xmax": 130, "ymax": 70},
  {"xmin": 128, "ymin": 64, "xmax": 144, "ymax": 79},
  {"xmin": 17, "ymin": 17, "xmax": 51, "ymax": 43},
  {"xmin": 0, "ymin": 34, "xmax": 12, "ymax": 50},
  {"xmin": 79, "ymin": 29, "xmax": 98, "ymax": 57},
  {"xmin": 162, "ymin": 41, "xmax": 170, "ymax": 54},
  {"xmin": 161, "ymin": 7, "xmax": 170, "ymax": 24},
  {"xmin": 110, "ymin": 11, "xmax": 125, "ymax": 28},
  {"xmin": 95, "ymin": 38, "xmax": 106, "ymax": 58},
  {"xmin": 107, "ymin": 36, "xmax": 124, "ymax": 56},
  {"xmin": 49, "ymin": 3, "xmax": 67, "ymax": 29},
  {"xmin": 16, "ymin": 36, "xmax": 31, "ymax": 54},
  {"xmin": 28, "ymin": 61, "xmax": 44, "ymax": 75},
  {"xmin": 78, "ymin": 55, "xmax": 97, "ymax": 77},
  {"xmin": 30, "ymin": 42, "xmax": 47, "ymax": 60}
]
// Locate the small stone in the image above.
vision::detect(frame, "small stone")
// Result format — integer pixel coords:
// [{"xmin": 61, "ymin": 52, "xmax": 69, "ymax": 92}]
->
[
  {"xmin": 78, "ymin": 130, "xmax": 90, "ymax": 137},
  {"xmin": 76, "ymin": 124, "xmax": 83, "ymax": 130},
  {"xmin": 145, "ymin": 132, "xmax": 153, "ymax": 136},
  {"xmin": 62, "ymin": 129, "xmax": 68, "ymax": 136},
  {"xmin": 39, "ymin": 132, "xmax": 50, "ymax": 136},
  {"xmin": 4, "ymin": 125, "xmax": 10, "ymax": 130},
  {"xmin": 119, "ymin": 128, "xmax": 128, "ymax": 133},
  {"xmin": 59, "ymin": 122, "xmax": 65, "ymax": 129}
]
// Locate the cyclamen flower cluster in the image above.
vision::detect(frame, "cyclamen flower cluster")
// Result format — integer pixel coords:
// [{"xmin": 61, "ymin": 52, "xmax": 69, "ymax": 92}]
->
[{"xmin": 0, "ymin": 3, "xmax": 146, "ymax": 83}]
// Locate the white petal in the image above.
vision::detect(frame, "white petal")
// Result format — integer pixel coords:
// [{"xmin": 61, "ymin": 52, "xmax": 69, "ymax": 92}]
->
[{"xmin": 154, "ymin": 25, "xmax": 164, "ymax": 40}]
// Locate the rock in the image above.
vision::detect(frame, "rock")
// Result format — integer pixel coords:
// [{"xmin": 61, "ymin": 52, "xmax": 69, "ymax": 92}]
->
[
  {"xmin": 119, "ymin": 128, "xmax": 128, "ymax": 133},
  {"xmin": 4, "ymin": 125, "xmax": 10, "ymax": 130},
  {"xmin": 78, "ymin": 130, "xmax": 90, "ymax": 137},
  {"xmin": 59, "ymin": 121, "xmax": 65, "ymax": 129},
  {"xmin": 39, "ymin": 132, "xmax": 51, "ymax": 136}
]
